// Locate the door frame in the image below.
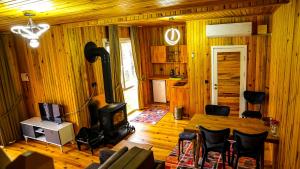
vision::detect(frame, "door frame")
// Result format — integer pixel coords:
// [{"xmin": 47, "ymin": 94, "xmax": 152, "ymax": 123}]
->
[{"xmin": 211, "ymin": 45, "xmax": 247, "ymax": 117}]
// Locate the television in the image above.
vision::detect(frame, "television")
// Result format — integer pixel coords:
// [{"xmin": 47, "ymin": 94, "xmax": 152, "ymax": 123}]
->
[{"xmin": 38, "ymin": 103, "xmax": 64, "ymax": 124}]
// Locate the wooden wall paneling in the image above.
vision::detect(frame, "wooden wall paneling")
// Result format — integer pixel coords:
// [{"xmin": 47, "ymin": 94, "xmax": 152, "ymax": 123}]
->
[
  {"xmin": 0, "ymin": 34, "xmax": 27, "ymax": 144},
  {"xmin": 118, "ymin": 27, "xmax": 130, "ymax": 38},
  {"xmin": 1, "ymin": 35, "xmax": 27, "ymax": 119},
  {"xmin": 187, "ymin": 15, "xmax": 271, "ymax": 116},
  {"xmin": 138, "ymin": 27, "xmax": 153, "ymax": 107},
  {"xmin": 64, "ymin": 27, "xmax": 91, "ymax": 130},
  {"xmin": 269, "ymin": 0, "xmax": 300, "ymax": 168},
  {"xmin": 13, "ymin": 25, "xmax": 128, "ymax": 132}
]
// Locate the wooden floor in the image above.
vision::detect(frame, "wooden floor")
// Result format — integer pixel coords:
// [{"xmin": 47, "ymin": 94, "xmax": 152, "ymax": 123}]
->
[
  {"xmin": 2, "ymin": 107, "xmax": 273, "ymax": 169},
  {"xmin": 2, "ymin": 109, "xmax": 189, "ymax": 169}
]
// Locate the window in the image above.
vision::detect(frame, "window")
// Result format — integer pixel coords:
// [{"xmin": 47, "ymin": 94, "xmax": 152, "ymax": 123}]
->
[
  {"xmin": 103, "ymin": 39, "xmax": 137, "ymax": 89},
  {"xmin": 103, "ymin": 38, "xmax": 139, "ymax": 113}
]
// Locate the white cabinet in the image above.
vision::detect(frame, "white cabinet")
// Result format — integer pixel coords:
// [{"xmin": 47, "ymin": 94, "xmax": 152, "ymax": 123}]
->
[
  {"xmin": 21, "ymin": 117, "xmax": 75, "ymax": 152},
  {"xmin": 152, "ymin": 80, "xmax": 167, "ymax": 103}
]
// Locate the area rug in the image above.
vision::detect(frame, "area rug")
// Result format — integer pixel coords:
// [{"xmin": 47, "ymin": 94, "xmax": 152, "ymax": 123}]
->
[
  {"xmin": 130, "ymin": 106, "xmax": 169, "ymax": 124},
  {"xmin": 165, "ymin": 141, "xmax": 256, "ymax": 169}
]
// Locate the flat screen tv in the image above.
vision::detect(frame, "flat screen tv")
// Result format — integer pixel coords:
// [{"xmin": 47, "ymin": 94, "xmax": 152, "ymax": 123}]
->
[{"xmin": 38, "ymin": 103, "xmax": 64, "ymax": 124}]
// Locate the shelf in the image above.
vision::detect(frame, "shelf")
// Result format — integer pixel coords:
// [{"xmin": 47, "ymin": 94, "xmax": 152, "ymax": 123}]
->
[
  {"xmin": 35, "ymin": 128, "xmax": 45, "ymax": 134},
  {"xmin": 35, "ymin": 136, "xmax": 46, "ymax": 142}
]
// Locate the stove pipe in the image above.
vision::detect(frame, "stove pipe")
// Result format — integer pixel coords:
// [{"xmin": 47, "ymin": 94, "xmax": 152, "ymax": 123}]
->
[{"xmin": 84, "ymin": 41, "xmax": 114, "ymax": 103}]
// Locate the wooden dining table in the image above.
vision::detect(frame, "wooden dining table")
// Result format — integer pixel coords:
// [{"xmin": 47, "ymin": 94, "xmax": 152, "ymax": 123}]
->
[{"xmin": 184, "ymin": 114, "xmax": 279, "ymax": 169}]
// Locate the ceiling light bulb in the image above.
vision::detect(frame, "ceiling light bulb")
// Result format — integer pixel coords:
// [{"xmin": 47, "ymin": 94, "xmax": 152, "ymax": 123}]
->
[{"xmin": 29, "ymin": 39, "xmax": 39, "ymax": 48}]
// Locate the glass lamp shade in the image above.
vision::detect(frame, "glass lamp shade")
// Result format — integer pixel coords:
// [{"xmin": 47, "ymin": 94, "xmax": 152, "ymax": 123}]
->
[{"xmin": 29, "ymin": 39, "xmax": 39, "ymax": 48}]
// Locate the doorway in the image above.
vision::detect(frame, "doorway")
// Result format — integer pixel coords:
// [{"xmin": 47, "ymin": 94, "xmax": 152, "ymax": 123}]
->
[{"xmin": 211, "ymin": 45, "xmax": 247, "ymax": 116}]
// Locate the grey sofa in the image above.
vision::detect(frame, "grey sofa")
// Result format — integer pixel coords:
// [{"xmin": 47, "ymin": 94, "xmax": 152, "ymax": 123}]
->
[{"xmin": 86, "ymin": 146, "xmax": 165, "ymax": 169}]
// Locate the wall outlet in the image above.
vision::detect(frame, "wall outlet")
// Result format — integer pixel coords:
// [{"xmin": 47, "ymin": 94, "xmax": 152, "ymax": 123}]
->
[
  {"xmin": 21, "ymin": 73, "xmax": 29, "ymax": 81},
  {"xmin": 92, "ymin": 82, "xmax": 97, "ymax": 88}
]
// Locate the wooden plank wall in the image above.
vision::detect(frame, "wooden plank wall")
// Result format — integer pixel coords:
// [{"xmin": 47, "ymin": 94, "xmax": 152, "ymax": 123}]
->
[
  {"xmin": 13, "ymin": 25, "xmax": 130, "ymax": 132},
  {"xmin": 137, "ymin": 27, "xmax": 153, "ymax": 107},
  {"xmin": 0, "ymin": 34, "xmax": 27, "ymax": 145},
  {"xmin": 268, "ymin": 0, "xmax": 300, "ymax": 168},
  {"xmin": 186, "ymin": 15, "xmax": 271, "ymax": 116}
]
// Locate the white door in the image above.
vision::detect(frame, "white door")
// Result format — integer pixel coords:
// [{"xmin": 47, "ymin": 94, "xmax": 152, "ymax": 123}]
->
[
  {"xmin": 152, "ymin": 80, "xmax": 167, "ymax": 103},
  {"xmin": 211, "ymin": 45, "xmax": 247, "ymax": 117}
]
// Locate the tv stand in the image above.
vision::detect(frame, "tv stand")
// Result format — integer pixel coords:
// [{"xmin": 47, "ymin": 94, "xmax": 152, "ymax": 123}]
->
[{"xmin": 20, "ymin": 117, "xmax": 75, "ymax": 152}]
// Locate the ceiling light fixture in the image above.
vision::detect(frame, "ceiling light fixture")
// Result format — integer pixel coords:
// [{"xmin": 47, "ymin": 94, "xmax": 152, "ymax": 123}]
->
[
  {"xmin": 11, "ymin": 12, "xmax": 50, "ymax": 48},
  {"xmin": 164, "ymin": 17, "xmax": 180, "ymax": 46},
  {"xmin": 165, "ymin": 27, "xmax": 180, "ymax": 46}
]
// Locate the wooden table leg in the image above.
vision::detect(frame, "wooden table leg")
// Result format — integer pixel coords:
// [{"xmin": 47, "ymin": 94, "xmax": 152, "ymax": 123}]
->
[
  {"xmin": 261, "ymin": 143, "xmax": 265, "ymax": 169},
  {"xmin": 195, "ymin": 133, "xmax": 201, "ymax": 168},
  {"xmin": 272, "ymin": 144, "xmax": 279, "ymax": 169}
]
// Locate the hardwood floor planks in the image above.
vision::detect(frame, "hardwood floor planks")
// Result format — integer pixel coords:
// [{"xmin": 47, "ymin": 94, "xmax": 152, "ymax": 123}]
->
[{"xmin": 3, "ymin": 111, "xmax": 189, "ymax": 168}]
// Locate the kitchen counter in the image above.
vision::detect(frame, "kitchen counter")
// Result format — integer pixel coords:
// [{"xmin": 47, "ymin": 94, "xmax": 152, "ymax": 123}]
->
[
  {"xmin": 148, "ymin": 75, "xmax": 188, "ymax": 81},
  {"xmin": 149, "ymin": 76, "xmax": 189, "ymax": 103}
]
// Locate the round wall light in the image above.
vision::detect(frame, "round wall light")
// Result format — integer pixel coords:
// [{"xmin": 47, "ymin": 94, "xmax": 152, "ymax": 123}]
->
[{"xmin": 164, "ymin": 28, "xmax": 180, "ymax": 46}]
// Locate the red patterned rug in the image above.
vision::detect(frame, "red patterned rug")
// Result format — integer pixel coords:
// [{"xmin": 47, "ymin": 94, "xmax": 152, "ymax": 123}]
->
[
  {"xmin": 130, "ymin": 106, "xmax": 169, "ymax": 124},
  {"xmin": 166, "ymin": 141, "xmax": 257, "ymax": 169}
]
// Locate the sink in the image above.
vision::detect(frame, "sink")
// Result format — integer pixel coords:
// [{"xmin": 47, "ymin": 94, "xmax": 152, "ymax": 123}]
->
[
  {"xmin": 174, "ymin": 82, "xmax": 187, "ymax": 86},
  {"xmin": 169, "ymin": 77, "xmax": 182, "ymax": 80},
  {"xmin": 169, "ymin": 75, "xmax": 183, "ymax": 80}
]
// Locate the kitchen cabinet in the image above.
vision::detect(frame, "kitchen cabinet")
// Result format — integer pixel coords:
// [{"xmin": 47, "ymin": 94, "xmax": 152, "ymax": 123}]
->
[
  {"xmin": 151, "ymin": 46, "xmax": 166, "ymax": 63},
  {"xmin": 151, "ymin": 45, "xmax": 187, "ymax": 63},
  {"xmin": 166, "ymin": 80, "xmax": 182, "ymax": 102},
  {"xmin": 170, "ymin": 83, "xmax": 190, "ymax": 118}
]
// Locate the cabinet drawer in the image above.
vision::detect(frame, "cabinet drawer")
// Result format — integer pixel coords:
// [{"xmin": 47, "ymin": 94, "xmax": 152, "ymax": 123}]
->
[
  {"xmin": 44, "ymin": 129, "xmax": 61, "ymax": 145},
  {"xmin": 21, "ymin": 124, "xmax": 36, "ymax": 138}
]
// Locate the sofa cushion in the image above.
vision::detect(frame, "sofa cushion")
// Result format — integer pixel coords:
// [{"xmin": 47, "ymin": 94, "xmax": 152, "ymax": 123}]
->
[
  {"xmin": 98, "ymin": 146, "xmax": 128, "ymax": 169},
  {"xmin": 108, "ymin": 146, "xmax": 155, "ymax": 169},
  {"xmin": 0, "ymin": 148, "xmax": 11, "ymax": 169}
]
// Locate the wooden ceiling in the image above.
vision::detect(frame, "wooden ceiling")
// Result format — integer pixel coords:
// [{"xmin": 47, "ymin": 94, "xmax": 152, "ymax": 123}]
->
[{"xmin": 0, "ymin": 0, "xmax": 289, "ymax": 31}]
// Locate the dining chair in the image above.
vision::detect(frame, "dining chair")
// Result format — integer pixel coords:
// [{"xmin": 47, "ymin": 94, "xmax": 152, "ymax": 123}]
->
[
  {"xmin": 199, "ymin": 126, "xmax": 230, "ymax": 169},
  {"xmin": 232, "ymin": 130, "xmax": 268, "ymax": 169},
  {"xmin": 242, "ymin": 91, "xmax": 266, "ymax": 119},
  {"xmin": 205, "ymin": 105, "xmax": 230, "ymax": 116}
]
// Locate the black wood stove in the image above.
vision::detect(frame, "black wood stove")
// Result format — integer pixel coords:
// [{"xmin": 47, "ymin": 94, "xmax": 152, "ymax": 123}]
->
[{"xmin": 83, "ymin": 42, "xmax": 134, "ymax": 145}]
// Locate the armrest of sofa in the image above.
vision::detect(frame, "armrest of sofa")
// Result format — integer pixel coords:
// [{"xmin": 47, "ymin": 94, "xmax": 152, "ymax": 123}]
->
[
  {"xmin": 98, "ymin": 146, "xmax": 128, "ymax": 169},
  {"xmin": 109, "ymin": 146, "xmax": 155, "ymax": 169},
  {"xmin": 99, "ymin": 149, "xmax": 116, "ymax": 164},
  {"xmin": 154, "ymin": 160, "xmax": 165, "ymax": 169}
]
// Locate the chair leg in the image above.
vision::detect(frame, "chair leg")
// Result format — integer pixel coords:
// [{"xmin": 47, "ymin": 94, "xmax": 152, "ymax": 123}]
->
[
  {"xmin": 178, "ymin": 139, "xmax": 181, "ymax": 161},
  {"xmin": 182, "ymin": 140, "xmax": 184, "ymax": 154},
  {"xmin": 231, "ymin": 151, "xmax": 235, "ymax": 166},
  {"xmin": 201, "ymin": 150, "xmax": 207, "ymax": 169},
  {"xmin": 227, "ymin": 145, "xmax": 231, "ymax": 165},
  {"xmin": 256, "ymin": 155, "xmax": 261, "ymax": 169},
  {"xmin": 222, "ymin": 152, "xmax": 226, "ymax": 169},
  {"xmin": 193, "ymin": 139, "xmax": 196, "ymax": 162},
  {"xmin": 77, "ymin": 142, "xmax": 81, "ymax": 151},
  {"xmin": 234, "ymin": 155, "xmax": 239, "ymax": 169},
  {"xmin": 90, "ymin": 147, "xmax": 94, "ymax": 155}
]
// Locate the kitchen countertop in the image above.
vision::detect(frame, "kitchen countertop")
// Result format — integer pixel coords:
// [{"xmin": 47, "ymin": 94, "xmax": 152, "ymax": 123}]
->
[
  {"xmin": 148, "ymin": 75, "xmax": 189, "ymax": 89},
  {"xmin": 148, "ymin": 75, "xmax": 188, "ymax": 81}
]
